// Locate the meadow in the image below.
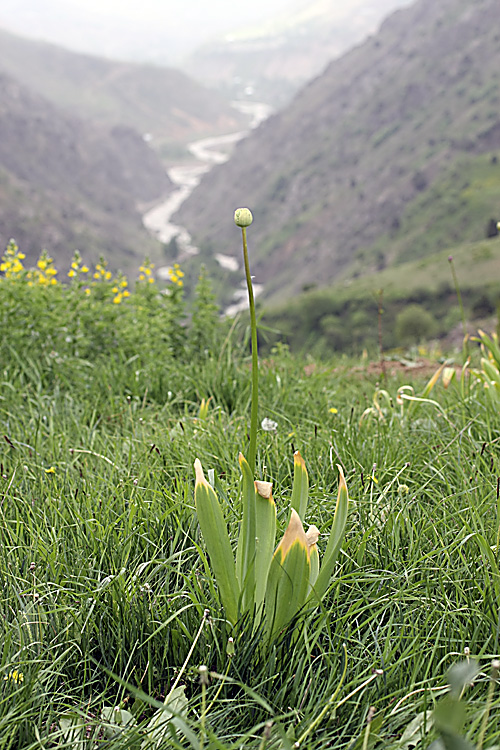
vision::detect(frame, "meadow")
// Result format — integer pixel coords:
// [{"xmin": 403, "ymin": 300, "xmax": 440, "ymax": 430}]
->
[{"xmin": 1, "ymin": 238, "xmax": 500, "ymax": 749}]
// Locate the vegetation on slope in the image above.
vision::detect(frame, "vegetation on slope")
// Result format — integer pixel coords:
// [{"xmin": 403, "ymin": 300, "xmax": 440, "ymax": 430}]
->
[{"xmin": 261, "ymin": 234, "xmax": 500, "ymax": 357}]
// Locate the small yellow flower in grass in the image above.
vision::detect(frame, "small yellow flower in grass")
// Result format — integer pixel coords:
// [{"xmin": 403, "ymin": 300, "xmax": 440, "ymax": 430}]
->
[
  {"xmin": 329, "ymin": 407, "xmax": 338, "ymax": 414},
  {"xmin": 68, "ymin": 269, "xmax": 76, "ymax": 278},
  {"xmin": 81, "ymin": 265, "xmax": 89, "ymax": 274},
  {"xmin": 113, "ymin": 293, "xmax": 122, "ymax": 304},
  {"xmin": 4, "ymin": 670, "xmax": 23, "ymax": 683},
  {"xmin": 44, "ymin": 466, "xmax": 56, "ymax": 474},
  {"xmin": 84, "ymin": 288, "xmax": 91, "ymax": 296}
]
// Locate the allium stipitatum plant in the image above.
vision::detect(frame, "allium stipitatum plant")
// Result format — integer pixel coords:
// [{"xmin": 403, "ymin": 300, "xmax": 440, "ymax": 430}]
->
[{"xmin": 194, "ymin": 209, "xmax": 349, "ymax": 640}]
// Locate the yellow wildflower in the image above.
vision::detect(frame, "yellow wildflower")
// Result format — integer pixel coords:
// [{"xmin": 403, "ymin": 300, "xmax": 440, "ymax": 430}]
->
[{"xmin": 4, "ymin": 670, "xmax": 23, "ymax": 683}]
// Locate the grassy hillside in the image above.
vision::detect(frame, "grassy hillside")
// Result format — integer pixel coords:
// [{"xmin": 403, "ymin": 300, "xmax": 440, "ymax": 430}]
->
[
  {"xmin": 0, "ymin": 73, "xmax": 169, "ymax": 270},
  {"xmin": 176, "ymin": 0, "xmax": 500, "ymax": 302}
]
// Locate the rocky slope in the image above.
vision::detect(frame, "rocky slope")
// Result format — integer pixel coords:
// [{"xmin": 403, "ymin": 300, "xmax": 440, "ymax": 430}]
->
[
  {"xmin": 176, "ymin": 0, "xmax": 500, "ymax": 303},
  {"xmin": 0, "ymin": 26, "xmax": 246, "ymax": 158},
  {"xmin": 0, "ymin": 72, "xmax": 172, "ymax": 269}
]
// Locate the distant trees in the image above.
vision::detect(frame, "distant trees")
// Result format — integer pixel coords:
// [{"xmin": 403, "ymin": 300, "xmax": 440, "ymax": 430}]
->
[
  {"xmin": 486, "ymin": 218, "xmax": 499, "ymax": 238},
  {"xmin": 395, "ymin": 304, "xmax": 437, "ymax": 345}
]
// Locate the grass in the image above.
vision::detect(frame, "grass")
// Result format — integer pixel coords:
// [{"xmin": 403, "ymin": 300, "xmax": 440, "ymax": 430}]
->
[{"xmin": 1, "ymin": 248, "xmax": 500, "ymax": 748}]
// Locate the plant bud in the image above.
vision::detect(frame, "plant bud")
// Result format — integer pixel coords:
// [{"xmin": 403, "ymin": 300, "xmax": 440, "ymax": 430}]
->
[{"xmin": 234, "ymin": 208, "xmax": 253, "ymax": 227}]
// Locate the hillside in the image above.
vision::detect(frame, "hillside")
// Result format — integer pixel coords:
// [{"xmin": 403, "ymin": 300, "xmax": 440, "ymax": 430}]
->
[
  {"xmin": 0, "ymin": 27, "xmax": 246, "ymax": 160},
  {"xmin": 0, "ymin": 72, "xmax": 171, "ymax": 270},
  {"xmin": 261, "ymin": 232, "xmax": 500, "ymax": 355},
  {"xmin": 176, "ymin": 0, "xmax": 500, "ymax": 304}
]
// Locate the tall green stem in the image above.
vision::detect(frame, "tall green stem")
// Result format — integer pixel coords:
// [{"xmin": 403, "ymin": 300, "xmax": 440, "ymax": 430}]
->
[
  {"xmin": 448, "ymin": 255, "xmax": 469, "ymax": 359},
  {"xmin": 241, "ymin": 225, "xmax": 259, "ymax": 474}
]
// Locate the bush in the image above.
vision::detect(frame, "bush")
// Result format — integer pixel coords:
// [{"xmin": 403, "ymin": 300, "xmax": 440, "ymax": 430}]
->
[{"xmin": 395, "ymin": 303, "xmax": 437, "ymax": 345}]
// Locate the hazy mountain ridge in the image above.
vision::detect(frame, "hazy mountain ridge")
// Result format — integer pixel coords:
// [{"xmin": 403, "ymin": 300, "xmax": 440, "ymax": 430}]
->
[
  {"xmin": 0, "ymin": 71, "xmax": 171, "ymax": 269},
  {"xmin": 0, "ymin": 26, "xmax": 246, "ymax": 154},
  {"xmin": 184, "ymin": 0, "xmax": 414, "ymax": 104},
  {"xmin": 176, "ymin": 0, "xmax": 500, "ymax": 303}
]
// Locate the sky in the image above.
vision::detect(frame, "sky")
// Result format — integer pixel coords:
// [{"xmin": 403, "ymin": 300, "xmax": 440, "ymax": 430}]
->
[
  {"xmin": 0, "ymin": 0, "xmax": 412, "ymax": 64},
  {"xmin": 0, "ymin": 0, "xmax": 300, "ymax": 62}
]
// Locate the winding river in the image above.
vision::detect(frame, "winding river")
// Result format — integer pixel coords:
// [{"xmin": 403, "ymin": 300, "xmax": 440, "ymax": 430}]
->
[{"xmin": 142, "ymin": 101, "xmax": 271, "ymax": 312}]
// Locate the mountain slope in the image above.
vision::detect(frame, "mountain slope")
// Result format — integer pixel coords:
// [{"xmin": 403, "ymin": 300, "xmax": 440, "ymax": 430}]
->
[
  {"xmin": 0, "ymin": 72, "xmax": 171, "ymax": 269},
  {"xmin": 0, "ymin": 27, "xmax": 246, "ymax": 156},
  {"xmin": 176, "ymin": 0, "xmax": 500, "ymax": 303}
]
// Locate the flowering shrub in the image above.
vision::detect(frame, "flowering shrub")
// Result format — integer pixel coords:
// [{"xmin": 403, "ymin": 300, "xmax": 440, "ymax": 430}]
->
[{"xmin": 0, "ymin": 240, "xmax": 220, "ymax": 399}]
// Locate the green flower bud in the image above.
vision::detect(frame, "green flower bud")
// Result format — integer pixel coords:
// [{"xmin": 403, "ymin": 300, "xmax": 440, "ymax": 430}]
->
[{"xmin": 234, "ymin": 208, "xmax": 253, "ymax": 228}]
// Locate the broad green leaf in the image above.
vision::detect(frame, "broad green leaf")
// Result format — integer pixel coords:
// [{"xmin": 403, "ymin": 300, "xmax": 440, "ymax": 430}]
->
[
  {"xmin": 142, "ymin": 686, "xmax": 188, "ymax": 748},
  {"xmin": 442, "ymin": 367, "xmax": 456, "ymax": 389},
  {"xmin": 446, "ymin": 660, "xmax": 479, "ymax": 697},
  {"xmin": 480, "ymin": 357, "xmax": 500, "ymax": 386},
  {"xmin": 266, "ymin": 509, "xmax": 310, "ymax": 638},
  {"xmin": 311, "ymin": 465, "xmax": 349, "ymax": 602},
  {"xmin": 236, "ymin": 453, "xmax": 257, "ymax": 612},
  {"xmin": 194, "ymin": 459, "xmax": 240, "ymax": 625},
  {"xmin": 60, "ymin": 714, "xmax": 88, "ymax": 744},
  {"xmin": 101, "ymin": 707, "xmax": 137, "ymax": 739},
  {"xmin": 437, "ymin": 732, "xmax": 475, "ymax": 750},
  {"xmin": 434, "ymin": 697, "xmax": 466, "ymax": 736},
  {"xmin": 421, "ymin": 363, "xmax": 445, "ymax": 398},
  {"xmin": 397, "ymin": 710, "xmax": 433, "ymax": 749},
  {"xmin": 290, "ymin": 451, "xmax": 308, "ymax": 521},
  {"xmin": 478, "ymin": 328, "xmax": 500, "ymax": 368}
]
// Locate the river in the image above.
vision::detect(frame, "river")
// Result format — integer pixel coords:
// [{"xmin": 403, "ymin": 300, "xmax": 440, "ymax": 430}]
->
[{"xmin": 142, "ymin": 101, "xmax": 271, "ymax": 313}]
